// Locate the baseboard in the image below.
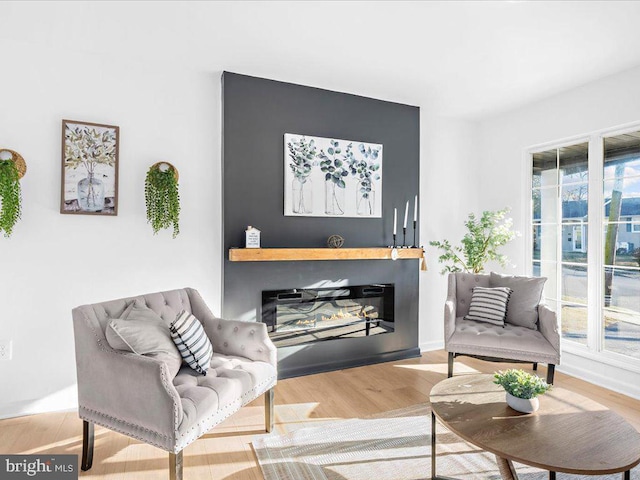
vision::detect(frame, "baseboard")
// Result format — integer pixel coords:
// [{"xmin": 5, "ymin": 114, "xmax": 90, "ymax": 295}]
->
[
  {"xmin": 0, "ymin": 400, "xmax": 77, "ymax": 420},
  {"xmin": 278, "ymin": 347, "xmax": 421, "ymax": 379},
  {"xmin": 558, "ymin": 361, "xmax": 640, "ymax": 401},
  {"xmin": 420, "ymin": 340, "xmax": 444, "ymax": 352}
]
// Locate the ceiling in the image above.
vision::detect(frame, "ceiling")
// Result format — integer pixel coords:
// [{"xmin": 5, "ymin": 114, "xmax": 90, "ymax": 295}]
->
[{"xmin": 3, "ymin": 1, "xmax": 640, "ymax": 120}]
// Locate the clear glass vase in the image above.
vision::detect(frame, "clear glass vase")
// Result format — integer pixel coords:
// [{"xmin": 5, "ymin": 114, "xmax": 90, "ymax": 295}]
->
[
  {"xmin": 356, "ymin": 180, "xmax": 375, "ymax": 216},
  {"xmin": 77, "ymin": 172, "xmax": 105, "ymax": 212},
  {"xmin": 292, "ymin": 177, "xmax": 313, "ymax": 214},
  {"xmin": 325, "ymin": 180, "xmax": 345, "ymax": 215}
]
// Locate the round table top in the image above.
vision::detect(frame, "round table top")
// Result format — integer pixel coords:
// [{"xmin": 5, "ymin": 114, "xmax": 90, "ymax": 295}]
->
[{"xmin": 430, "ymin": 374, "xmax": 640, "ymax": 475}]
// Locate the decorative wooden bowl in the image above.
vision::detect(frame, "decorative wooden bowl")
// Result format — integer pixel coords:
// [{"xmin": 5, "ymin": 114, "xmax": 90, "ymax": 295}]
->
[
  {"xmin": 0, "ymin": 149, "xmax": 27, "ymax": 179},
  {"xmin": 150, "ymin": 161, "xmax": 179, "ymax": 181}
]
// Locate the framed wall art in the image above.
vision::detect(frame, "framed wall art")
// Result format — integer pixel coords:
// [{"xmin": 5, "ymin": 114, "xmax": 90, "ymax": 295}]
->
[
  {"xmin": 60, "ymin": 119, "xmax": 119, "ymax": 215},
  {"xmin": 284, "ymin": 133, "xmax": 383, "ymax": 218}
]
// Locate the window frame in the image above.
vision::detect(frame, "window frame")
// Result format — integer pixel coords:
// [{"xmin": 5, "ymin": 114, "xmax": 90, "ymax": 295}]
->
[{"xmin": 525, "ymin": 123, "xmax": 640, "ymax": 374}]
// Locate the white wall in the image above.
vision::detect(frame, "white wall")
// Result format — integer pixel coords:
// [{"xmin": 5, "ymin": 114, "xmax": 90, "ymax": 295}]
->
[
  {"xmin": 0, "ymin": 58, "xmax": 477, "ymax": 417},
  {"xmin": 0, "ymin": 10, "xmax": 482, "ymax": 417},
  {"xmin": 0, "ymin": 43, "xmax": 222, "ymax": 417},
  {"xmin": 478, "ymin": 65, "xmax": 640, "ymax": 399},
  {"xmin": 419, "ymin": 116, "xmax": 481, "ymax": 351}
]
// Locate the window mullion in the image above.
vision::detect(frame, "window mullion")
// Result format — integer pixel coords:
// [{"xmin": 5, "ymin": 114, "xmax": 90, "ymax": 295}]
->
[{"xmin": 588, "ymin": 135, "xmax": 603, "ymax": 352}]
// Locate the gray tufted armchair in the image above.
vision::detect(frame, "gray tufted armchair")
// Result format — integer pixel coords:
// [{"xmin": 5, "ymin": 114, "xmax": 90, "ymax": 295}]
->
[
  {"xmin": 445, "ymin": 272, "xmax": 560, "ymax": 384},
  {"xmin": 72, "ymin": 288, "xmax": 277, "ymax": 480}
]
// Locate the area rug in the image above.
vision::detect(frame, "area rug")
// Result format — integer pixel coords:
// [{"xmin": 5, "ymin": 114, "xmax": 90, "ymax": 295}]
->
[{"xmin": 252, "ymin": 403, "xmax": 640, "ymax": 480}]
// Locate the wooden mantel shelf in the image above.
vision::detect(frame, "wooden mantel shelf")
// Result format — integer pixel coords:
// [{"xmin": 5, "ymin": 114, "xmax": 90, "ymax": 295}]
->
[{"xmin": 229, "ymin": 247, "xmax": 425, "ymax": 262}]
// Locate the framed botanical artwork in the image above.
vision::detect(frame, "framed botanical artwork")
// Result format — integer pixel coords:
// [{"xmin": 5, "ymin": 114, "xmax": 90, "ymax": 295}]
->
[
  {"xmin": 284, "ymin": 133, "xmax": 383, "ymax": 217},
  {"xmin": 60, "ymin": 119, "xmax": 119, "ymax": 215}
]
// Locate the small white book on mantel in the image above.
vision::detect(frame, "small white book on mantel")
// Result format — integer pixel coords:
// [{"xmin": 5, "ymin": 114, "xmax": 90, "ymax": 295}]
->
[{"xmin": 245, "ymin": 226, "xmax": 261, "ymax": 248}]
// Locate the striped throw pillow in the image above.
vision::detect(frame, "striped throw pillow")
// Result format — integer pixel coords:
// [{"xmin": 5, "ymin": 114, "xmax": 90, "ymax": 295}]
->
[
  {"xmin": 170, "ymin": 310, "xmax": 213, "ymax": 375},
  {"xmin": 464, "ymin": 286, "xmax": 512, "ymax": 326}
]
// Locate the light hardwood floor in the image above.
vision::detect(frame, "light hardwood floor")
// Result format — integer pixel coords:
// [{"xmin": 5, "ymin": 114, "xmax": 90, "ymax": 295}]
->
[{"xmin": 1, "ymin": 350, "xmax": 639, "ymax": 479}]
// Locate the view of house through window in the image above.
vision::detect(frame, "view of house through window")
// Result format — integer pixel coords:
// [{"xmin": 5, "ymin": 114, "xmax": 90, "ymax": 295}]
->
[
  {"xmin": 532, "ymin": 142, "xmax": 589, "ymax": 345},
  {"xmin": 603, "ymin": 133, "xmax": 640, "ymax": 359},
  {"xmin": 531, "ymin": 132, "xmax": 640, "ymax": 361}
]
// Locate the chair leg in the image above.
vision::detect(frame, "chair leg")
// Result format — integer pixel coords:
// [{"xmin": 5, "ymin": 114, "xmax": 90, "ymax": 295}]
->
[
  {"xmin": 169, "ymin": 451, "xmax": 183, "ymax": 480},
  {"xmin": 547, "ymin": 364, "xmax": 555, "ymax": 384},
  {"xmin": 447, "ymin": 352, "xmax": 454, "ymax": 378},
  {"xmin": 533, "ymin": 362, "xmax": 538, "ymax": 371},
  {"xmin": 81, "ymin": 420, "xmax": 94, "ymax": 471},
  {"xmin": 265, "ymin": 388, "xmax": 274, "ymax": 433}
]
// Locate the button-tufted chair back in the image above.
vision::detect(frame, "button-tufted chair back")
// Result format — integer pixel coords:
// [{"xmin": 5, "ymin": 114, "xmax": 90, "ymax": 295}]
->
[
  {"xmin": 453, "ymin": 272, "xmax": 491, "ymax": 318},
  {"xmin": 78, "ymin": 289, "xmax": 193, "ymax": 336}
]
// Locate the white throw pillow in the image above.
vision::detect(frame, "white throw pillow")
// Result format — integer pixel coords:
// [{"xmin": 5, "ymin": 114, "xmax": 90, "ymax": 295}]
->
[
  {"xmin": 490, "ymin": 272, "xmax": 547, "ymax": 330},
  {"xmin": 105, "ymin": 300, "xmax": 183, "ymax": 378}
]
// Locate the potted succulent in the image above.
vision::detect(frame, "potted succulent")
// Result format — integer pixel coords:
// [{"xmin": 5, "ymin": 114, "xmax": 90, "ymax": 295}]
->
[
  {"xmin": 0, "ymin": 151, "xmax": 24, "ymax": 238},
  {"xmin": 430, "ymin": 207, "xmax": 518, "ymax": 274},
  {"xmin": 144, "ymin": 162, "xmax": 180, "ymax": 238},
  {"xmin": 494, "ymin": 369, "xmax": 551, "ymax": 413}
]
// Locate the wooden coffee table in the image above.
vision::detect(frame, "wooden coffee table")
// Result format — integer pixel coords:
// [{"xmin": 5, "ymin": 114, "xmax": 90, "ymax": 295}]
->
[{"xmin": 429, "ymin": 374, "xmax": 640, "ymax": 480}]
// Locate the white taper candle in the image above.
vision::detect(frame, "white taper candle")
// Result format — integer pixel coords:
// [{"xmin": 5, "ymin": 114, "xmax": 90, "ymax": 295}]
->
[
  {"xmin": 403, "ymin": 201, "xmax": 409, "ymax": 229},
  {"xmin": 414, "ymin": 195, "xmax": 418, "ymax": 222},
  {"xmin": 393, "ymin": 208, "xmax": 397, "ymax": 235}
]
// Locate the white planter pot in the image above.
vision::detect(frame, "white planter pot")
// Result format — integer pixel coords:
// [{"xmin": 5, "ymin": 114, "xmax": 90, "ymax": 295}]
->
[{"xmin": 506, "ymin": 392, "xmax": 539, "ymax": 413}]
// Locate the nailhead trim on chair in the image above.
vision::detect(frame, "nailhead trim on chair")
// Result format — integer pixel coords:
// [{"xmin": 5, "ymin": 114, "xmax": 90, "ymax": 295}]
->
[
  {"xmin": 79, "ymin": 407, "xmax": 174, "ymax": 451},
  {"xmin": 79, "ymin": 374, "xmax": 278, "ymax": 453}
]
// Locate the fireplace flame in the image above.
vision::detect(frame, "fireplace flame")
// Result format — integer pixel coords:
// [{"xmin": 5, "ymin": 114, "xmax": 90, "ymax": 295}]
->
[
  {"xmin": 293, "ymin": 319, "xmax": 316, "ymax": 326},
  {"xmin": 320, "ymin": 309, "xmax": 376, "ymax": 323}
]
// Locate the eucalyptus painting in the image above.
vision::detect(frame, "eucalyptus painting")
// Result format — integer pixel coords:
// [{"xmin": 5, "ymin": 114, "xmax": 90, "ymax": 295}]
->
[
  {"xmin": 61, "ymin": 120, "xmax": 119, "ymax": 215},
  {"xmin": 284, "ymin": 133, "xmax": 383, "ymax": 217}
]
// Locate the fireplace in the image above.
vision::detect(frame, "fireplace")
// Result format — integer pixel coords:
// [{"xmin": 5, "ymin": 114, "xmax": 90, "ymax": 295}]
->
[{"xmin": 261, "ymin": 284, "xmax": 394, "ymax": 347}]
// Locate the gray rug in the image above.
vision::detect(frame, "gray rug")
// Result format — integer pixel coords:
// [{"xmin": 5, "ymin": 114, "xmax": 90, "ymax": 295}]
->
[{"xmin": 252, "ymin": 404, "xmax": 640, "ymax": 480}]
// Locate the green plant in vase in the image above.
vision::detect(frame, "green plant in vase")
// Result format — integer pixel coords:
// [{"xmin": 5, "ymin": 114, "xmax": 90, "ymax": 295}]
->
[
  {"xmin": 145, "ymin": 163, "xmax": 181, "ymax": 238},
  {"xmin": 430, "ymin": 207, "xmax": 518, "ymax": 274},
  {"xmin": 350, "ymin": 144, "xmax": 381, "ymax": 216},
  {"xmin": 319, "ymin": 140, "xmax": 351, "ymax": 215},
  {"xmin": 0, "ymin": 159, "xmax": 22, "ymax": 238},
  {"xmin": 494, "ymin": 369, "xmax": 550, "ymax": 413},
  {"xmin": 287, "ymin": 136, "xmax": 317, "ymax": 214}
]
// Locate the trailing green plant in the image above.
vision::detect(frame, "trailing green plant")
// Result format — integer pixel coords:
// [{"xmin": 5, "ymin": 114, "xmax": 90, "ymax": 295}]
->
[
  {"xmin": 145, "ymin": 164, "xmax": 180, "ymax": 238},
  {"xmin": 429, "ymin": 208, "xmax": 518, "ymax": 274},
  {"xmin": 494, "ymin": 369, "xmax": 551, "ymax": 399},
  {"xmin": 0, "ymin": 159, "xmax": 22, "ymax": 238}
]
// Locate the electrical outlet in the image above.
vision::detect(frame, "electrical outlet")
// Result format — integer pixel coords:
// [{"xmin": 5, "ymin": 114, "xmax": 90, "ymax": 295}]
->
[{"xmin": 0, "ymin": 339, "xmax": 12, "ymax": 360}]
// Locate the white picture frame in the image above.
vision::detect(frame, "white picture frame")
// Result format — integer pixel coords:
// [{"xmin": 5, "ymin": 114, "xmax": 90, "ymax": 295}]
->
[{"xmin": 284, "ymin": 133, "xmax": 383, "ymax": 218}]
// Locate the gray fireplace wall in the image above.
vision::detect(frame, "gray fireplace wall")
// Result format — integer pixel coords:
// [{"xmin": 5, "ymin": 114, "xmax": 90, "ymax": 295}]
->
[{"xmin": 222, "ymin": 72, "xmax": 420, "ymax": 378}]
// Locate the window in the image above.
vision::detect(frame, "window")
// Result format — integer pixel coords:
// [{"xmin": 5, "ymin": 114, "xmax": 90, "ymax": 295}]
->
[
  {"xmin": 530, "ymin": 130, "xmax": 640, "ymax": 362},
  {"xmin": 532, "ymin": 142, "xmax": 589, "ymax": 345},
  {"xmin": 603, "ymin": 133, "xmax": 640, "ymax": 359}
]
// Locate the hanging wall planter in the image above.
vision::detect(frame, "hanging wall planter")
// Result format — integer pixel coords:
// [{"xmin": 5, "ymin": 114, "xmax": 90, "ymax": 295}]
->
[
  {"xmin": 145, "ymin": 161, "xmax": 180, "ymax": 238},
  {"xmin": 0, "ymin": 149, "xmax": 26, "ymax": 238}
]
